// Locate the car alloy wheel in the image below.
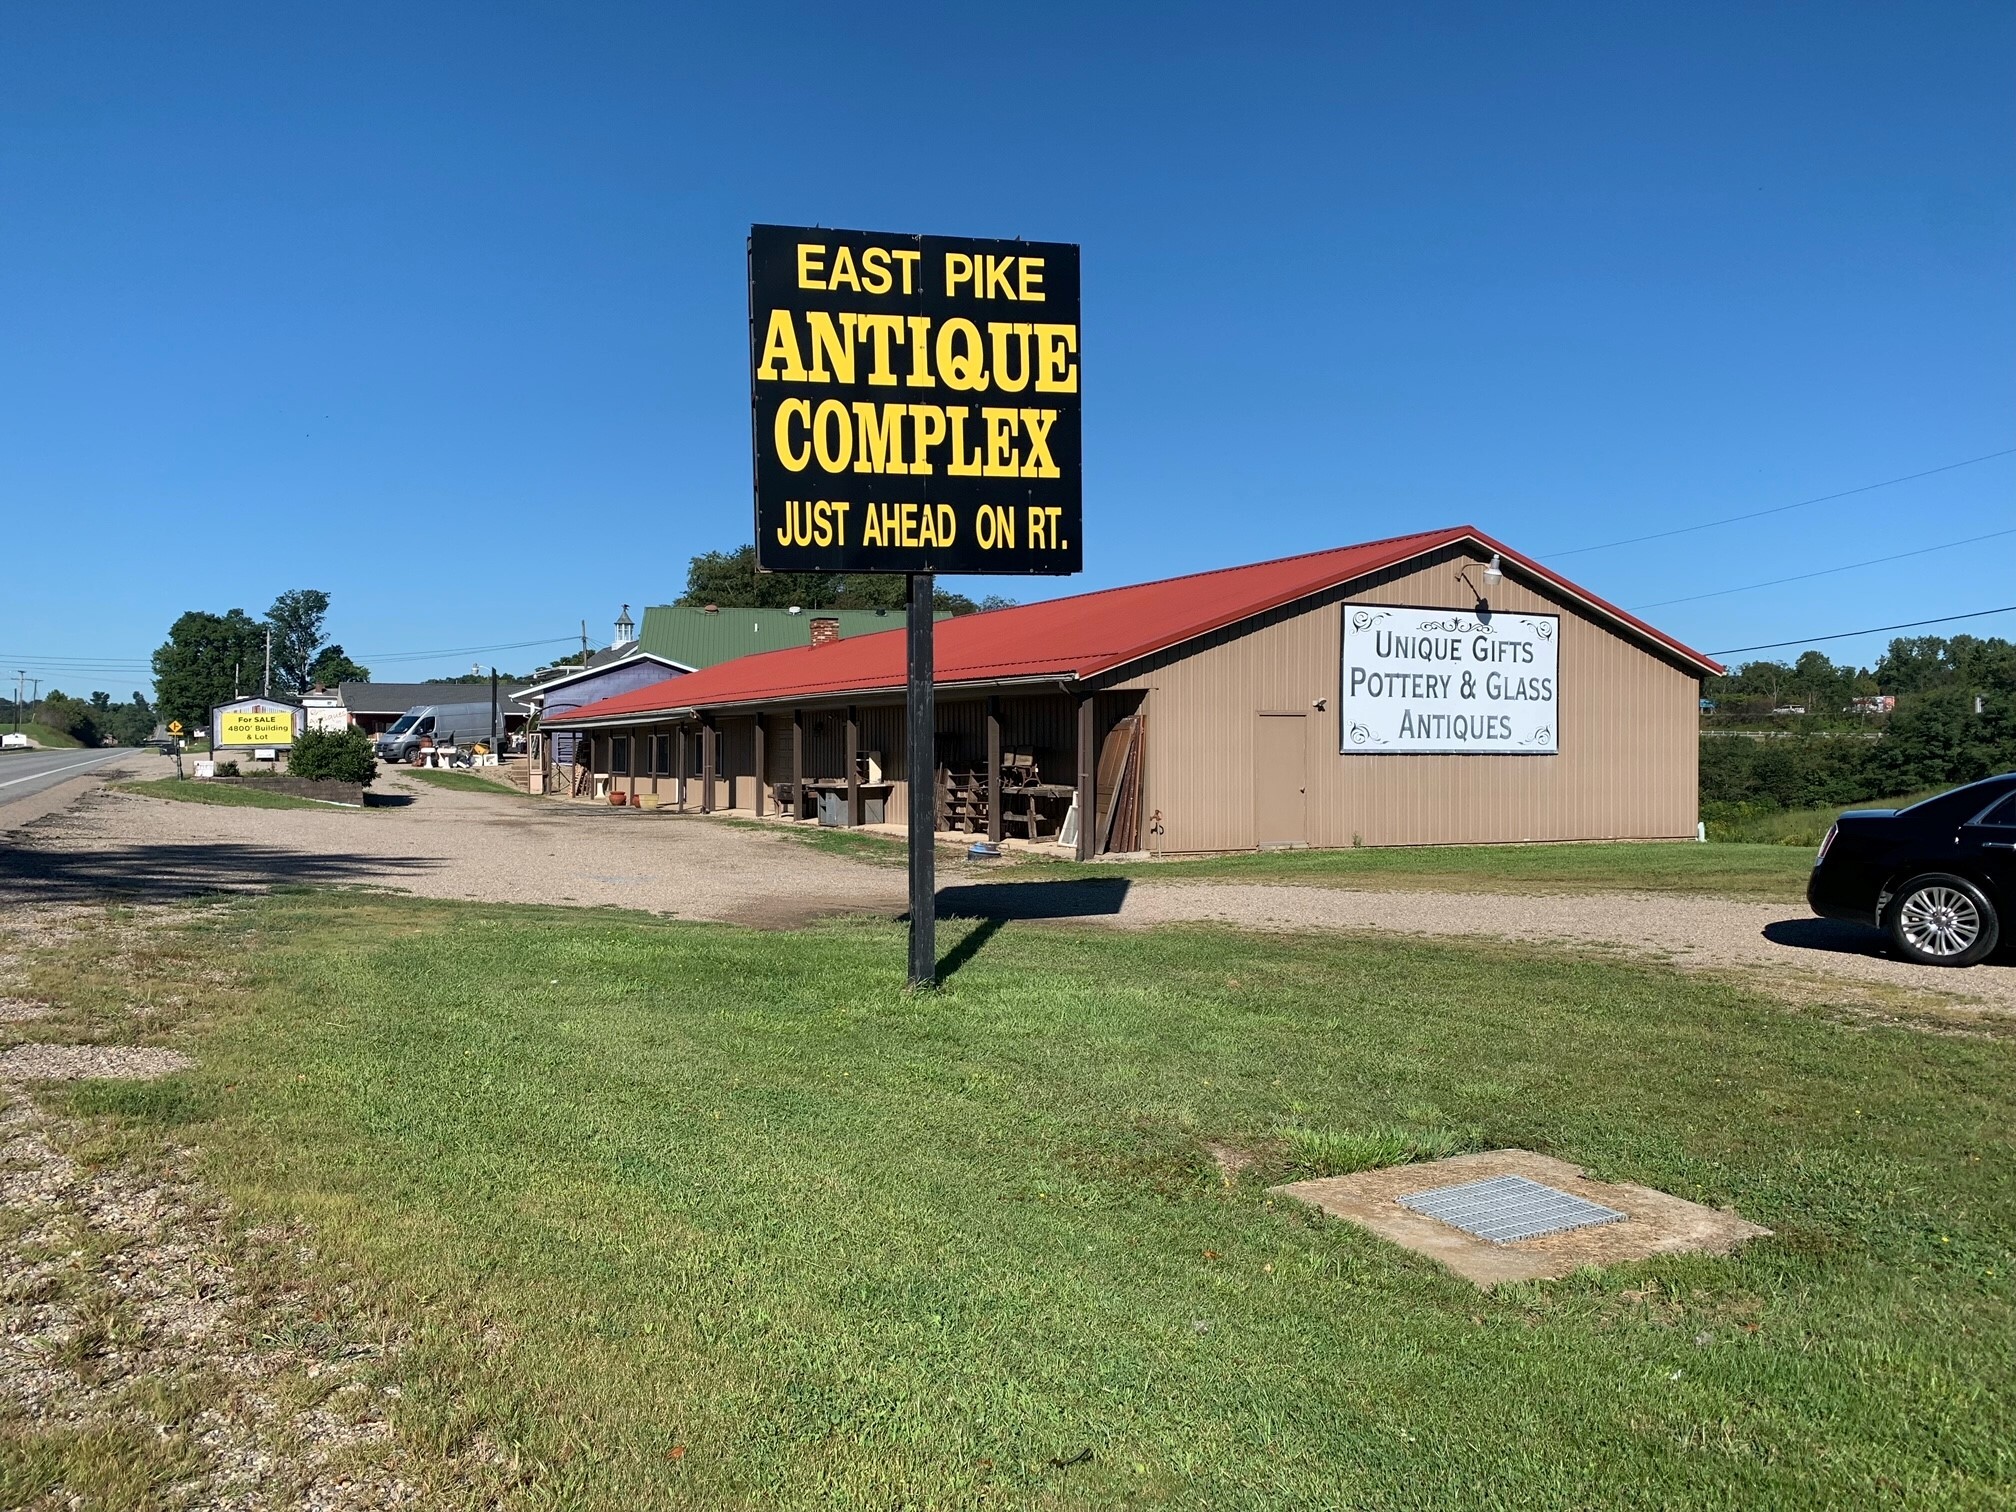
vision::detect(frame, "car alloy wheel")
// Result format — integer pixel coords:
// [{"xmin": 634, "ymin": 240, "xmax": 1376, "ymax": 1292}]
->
[
  {"xmin": 1898, "ymin": 885, "xmax": 1980, "ymax": 958},
  {"xmin": 1887, "ymin": 874, "xmax": 1999, "ymax": 967}
]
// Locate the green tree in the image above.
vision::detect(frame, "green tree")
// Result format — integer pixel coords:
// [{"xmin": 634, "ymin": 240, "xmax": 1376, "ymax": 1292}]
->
[
  {"xmin": 35, "ymin": 690, "xmax": 102, "ymax": 745},
  {"xmin": 267, "ymin": 589, "xmax": 333, "ymax": 695},
  {"xmin": 677, "ymin": 544, "xmax": 1008, "ymax": 616},
  {"xmin": 106, "ymin": 692, "xmax": 157, "ymax": 746},
  {"xmin": 307, "ymin": 645, "xmax": 370, "ymax": 686},
  {"xmin": 152, "ymin": 609, "xmax": 267, "ymax": 728},
  {"xmin": 1873, "ymin": 637, "xmax": 1956, "ymax": 694}
]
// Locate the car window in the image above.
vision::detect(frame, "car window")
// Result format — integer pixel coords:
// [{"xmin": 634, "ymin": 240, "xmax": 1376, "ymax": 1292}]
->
[
  {"xmin": 1976, "ymin": 792, "xmax": 2016, "ymax": 827},
  {"xmin": 1903, "ymin": 780, "xmax": 2014, "ymax": 823}
]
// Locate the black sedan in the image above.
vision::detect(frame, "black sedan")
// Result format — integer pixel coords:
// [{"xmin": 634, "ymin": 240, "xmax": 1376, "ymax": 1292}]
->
[{"xmin": 1808, "ymin": 774, "xmax": 2016, "ymax": 966}]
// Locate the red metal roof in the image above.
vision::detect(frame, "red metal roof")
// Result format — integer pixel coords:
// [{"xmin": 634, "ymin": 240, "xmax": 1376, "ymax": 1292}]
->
[{"xmin": 549, "ymin": 526, "xmax": 1719, "ymax": 724}]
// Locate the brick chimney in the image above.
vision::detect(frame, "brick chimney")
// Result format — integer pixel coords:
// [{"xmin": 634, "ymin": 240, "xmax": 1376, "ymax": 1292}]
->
[{"xmin": 810, "ymin": 617, "xmax": 840, "ymax": 647}]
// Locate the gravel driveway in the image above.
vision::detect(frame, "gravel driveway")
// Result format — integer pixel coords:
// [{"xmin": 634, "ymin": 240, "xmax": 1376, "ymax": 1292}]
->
[
  {"xmin": 938, "ymin": 876, "xmax": 2015, "ymax": 1019},
  {"xmin": 0, "ymin": 766, "xmax": 910, "ymax": 928},
  {"xmin": 7, "ymin": 767, "xmax": 2010, "ymax": 1019}
]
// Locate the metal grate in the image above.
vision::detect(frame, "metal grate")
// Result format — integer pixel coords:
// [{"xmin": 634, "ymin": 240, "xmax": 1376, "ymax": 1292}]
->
[{"xmin": 1397, "ymin": 1175, "xmax": 1626, "ymax": 1244}]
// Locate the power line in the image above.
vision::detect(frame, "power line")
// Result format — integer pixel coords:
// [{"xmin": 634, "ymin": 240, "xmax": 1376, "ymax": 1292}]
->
[
  {"xmin": 0, "ymin": 655, "xmax": 154, "ymax": 669},
  {"xmin": 353, "ymin": 635, "xmax": 586, "ymax": 663},
  {"xmin": 1710, "ymin": 603, "xmax": 2016, "ymax": 657},
  {"xmin": 0, "ymin": 633, "xmax": 588, "ymax": 680},
  {"xmin": 1544, "ymin": 446, "xmax": 2016, "ymax": 559},
  {"xmin": 1630, "ymin": 525, "xmax": 2016, "ymax": 611}
]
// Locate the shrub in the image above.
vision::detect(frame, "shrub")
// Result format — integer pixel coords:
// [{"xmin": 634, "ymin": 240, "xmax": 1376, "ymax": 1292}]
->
[
  {"xmin": 213, "ymin": 760, "xmax": 240, "ymax": 777},
  {"xmin": 288, "ymin": 726, "xmax": 378, "ymax": 785}
]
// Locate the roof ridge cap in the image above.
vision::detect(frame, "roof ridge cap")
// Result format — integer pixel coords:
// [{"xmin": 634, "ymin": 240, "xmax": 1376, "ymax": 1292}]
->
[{"xmin": 954, "ymin": 526, "xmax": 1473, "ymax": 617}]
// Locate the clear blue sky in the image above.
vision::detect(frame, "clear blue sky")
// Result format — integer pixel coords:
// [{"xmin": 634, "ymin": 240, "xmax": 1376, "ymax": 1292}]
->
[{"xmin": 3, "ymin": 2, "xmax": 2010, "ymax": 694}]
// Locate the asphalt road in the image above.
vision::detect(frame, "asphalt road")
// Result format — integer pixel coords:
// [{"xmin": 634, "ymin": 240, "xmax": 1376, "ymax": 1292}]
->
[{"xmin": 0, "ymin": 747, "xmax": 137, "ymax": 803}]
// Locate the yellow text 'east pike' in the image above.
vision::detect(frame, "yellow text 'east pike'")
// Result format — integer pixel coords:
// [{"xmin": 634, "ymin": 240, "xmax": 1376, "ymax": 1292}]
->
[{"xmin": 755, "ymin": 246, "xmax": 1077, "ymax": 480}]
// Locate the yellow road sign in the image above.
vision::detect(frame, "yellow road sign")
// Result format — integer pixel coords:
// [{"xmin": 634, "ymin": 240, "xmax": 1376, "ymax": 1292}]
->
[{"xmin": 167, "ymin": 721, "xmax": 184, "ymax": 734}]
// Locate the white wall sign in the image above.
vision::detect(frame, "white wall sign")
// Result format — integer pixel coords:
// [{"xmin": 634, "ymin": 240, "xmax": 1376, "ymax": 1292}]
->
[{"xmin": 1341, "ymin": 604, "xmax": 1558, "ymax": 754}]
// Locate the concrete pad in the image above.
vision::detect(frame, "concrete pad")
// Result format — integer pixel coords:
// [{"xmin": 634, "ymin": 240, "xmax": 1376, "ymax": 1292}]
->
[{"xmin": 1274, "ymin": 1149, "xmax": 1769, "ymax": 1288}]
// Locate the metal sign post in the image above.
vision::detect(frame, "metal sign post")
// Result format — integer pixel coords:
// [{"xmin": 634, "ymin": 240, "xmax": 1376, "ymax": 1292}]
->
[{"xmin": 905, "ymin": 573, "xmax": 936, "ymax": 987}]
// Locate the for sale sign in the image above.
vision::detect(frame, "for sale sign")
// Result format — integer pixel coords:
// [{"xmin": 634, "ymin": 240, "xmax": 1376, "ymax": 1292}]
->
[
  {"xmin": 211, "ymin": 698, "xmax": 304, "ymax": 749},
  {"xmin": 749, "ymin": 224, "xmax": 1081, "ymax": 576},
  {"xmin": 1340, "ymin": 605, "xmax": 1558, "ymax": 754}
]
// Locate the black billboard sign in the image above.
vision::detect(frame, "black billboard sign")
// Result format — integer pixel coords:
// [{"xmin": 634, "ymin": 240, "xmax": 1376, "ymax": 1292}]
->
[{"xmin": 749, "ymin": 224, "xmax": 1081, "ymax": 576}]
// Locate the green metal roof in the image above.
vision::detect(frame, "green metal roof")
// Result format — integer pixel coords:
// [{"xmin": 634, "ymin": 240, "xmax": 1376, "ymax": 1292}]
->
[{"xmin": 634, "ymin": 605, "xmax": 946, "ymax": 669}]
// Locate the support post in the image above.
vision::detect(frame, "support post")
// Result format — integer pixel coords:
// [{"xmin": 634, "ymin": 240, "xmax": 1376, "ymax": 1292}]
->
[
  {"xmin": 754, "ymin": 718, "xmax": 767, "ymax": 817},
  {"xmin": 651, "ymin": 728, "xmax": 660, "ymax": 797},
  {"xmin": 677, "ymin": 727, "xmax": 688, "ymax": 812},
  {"xmin": 625, "ymin": 734, "xmax": 636, "ymax": 807},
  {"xmin": 906, "ymin": 572, "xmax": 936, "ymax": 989},
  {"xmin": 845, "ymin": 705, "xmax": 860, "ymax": 828},
  {"xmin": 791, "ymin": 708, "xmax": 805, "ymax": 821},
  {"xmin": 702, "ymin": 717, "xmax": 716, "ymax": 813},
  {"xmin": 985, "ymin": 694, "xmax": 1003, "ymax": 845},
  {"xmin": 1076, "ymin": 690, "xmax": 1096, "ymax": 861}
]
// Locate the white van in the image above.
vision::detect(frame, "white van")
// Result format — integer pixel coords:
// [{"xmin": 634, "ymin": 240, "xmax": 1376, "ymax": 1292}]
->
[{"xmin": 373, "ymin": 702, "xmax": 500, "ymax": 764}]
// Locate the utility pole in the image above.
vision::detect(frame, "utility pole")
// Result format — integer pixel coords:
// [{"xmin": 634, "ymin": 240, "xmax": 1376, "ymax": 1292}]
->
[
  {"xmin": 580, "ymin": 620, "xmax": 589, "ymax": 667},
  {"xmin": 262, "ymin": 626, "xmax": 273, "ymax": 698},
  {"xmin": 490, "ymin": 667, "xmax": 499, "ymax": 757},
  {"xmin": 11, "ymin": 671, "xmax": 21, "ymax": 733}
]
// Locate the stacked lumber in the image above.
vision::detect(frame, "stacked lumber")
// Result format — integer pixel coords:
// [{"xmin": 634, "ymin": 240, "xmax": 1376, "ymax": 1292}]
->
[{"xmin": 1094, "ymin": 714, "xmax": 1146, "ymax": 854}]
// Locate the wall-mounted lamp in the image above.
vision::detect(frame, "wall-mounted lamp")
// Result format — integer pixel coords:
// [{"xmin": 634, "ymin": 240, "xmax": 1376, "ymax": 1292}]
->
[{"xmin": 1455, "ymin": 553, "xmax": 1506, "ymax": 611}]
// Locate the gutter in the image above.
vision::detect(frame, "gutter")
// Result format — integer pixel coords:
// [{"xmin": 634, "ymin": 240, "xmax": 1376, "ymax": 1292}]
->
[{"xmin": 547, "ymin": 671, "xmax": 1086, "ymax": 728}]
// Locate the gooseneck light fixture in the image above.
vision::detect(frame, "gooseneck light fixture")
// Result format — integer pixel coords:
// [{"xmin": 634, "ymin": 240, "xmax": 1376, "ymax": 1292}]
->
[{"xmin": 1455, "ymin": 552, "xmax": 1507, "ymax": 612}]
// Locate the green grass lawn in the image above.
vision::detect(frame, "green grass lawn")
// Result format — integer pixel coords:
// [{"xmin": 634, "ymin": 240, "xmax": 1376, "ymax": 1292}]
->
[
  {"xmin": 405, "ymin": 767, "xmax": 529, "ymax": 796},
  {"xmin": 734, "ymin": 820, "xmax": 1814, "ymax": 900},
  {"xmin": 110, "ymin": 778, "xmax": 350, "ymax": 811},
  {"xmin": 36, "ymin": 895, "xmax": 2015, "ymax": 1509},
  {"xmin": 725, "ymin": 817, "xmax": 910, "ymax": 866},
  {"xmin": 1038, "ymin": 839, "xmax": 1815, "ymax": 900},
  {"xmin": 1705, "ymin": 790, "xmax": 1949, "ymax": 847}
]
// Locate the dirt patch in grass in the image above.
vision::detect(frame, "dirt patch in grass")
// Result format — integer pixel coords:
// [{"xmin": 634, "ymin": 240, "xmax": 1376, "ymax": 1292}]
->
[
  {"xmin": 0, "ymin": 1089, "xmax": 419, "ymax": 1509},
  {"xmin": 0, "ymin": 1044, "xmax": 195, "ymax": 1082},
  {"xmin": 0, "ymin": 902, "xmax": 447, "ymax": 1509}
]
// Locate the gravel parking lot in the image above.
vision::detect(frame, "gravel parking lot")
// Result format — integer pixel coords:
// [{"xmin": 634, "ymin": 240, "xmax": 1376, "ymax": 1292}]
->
[
  {"xmin": 1, "ymin": 763, "xmax": 911, "ymax": 928},
  {"xmin": 5, "ymin": 763, "xmax": 2010, "ymax": 1020}
]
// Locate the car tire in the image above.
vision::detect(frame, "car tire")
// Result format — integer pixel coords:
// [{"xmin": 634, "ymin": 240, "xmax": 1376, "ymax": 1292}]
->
[{"xmin": 1884, "ymin": 873, "xmax": 2000, "ymax": 967}]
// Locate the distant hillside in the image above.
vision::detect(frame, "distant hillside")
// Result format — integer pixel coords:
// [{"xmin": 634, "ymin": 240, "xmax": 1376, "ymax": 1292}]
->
[{"xmin": 1, "ymin": 723, "xmax": 86, "ymax": 749}]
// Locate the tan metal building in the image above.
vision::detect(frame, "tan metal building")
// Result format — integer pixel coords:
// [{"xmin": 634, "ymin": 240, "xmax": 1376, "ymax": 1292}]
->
[{"xmin": 545, "ymin": 526, "xmax": 1720, "ymax": 857}]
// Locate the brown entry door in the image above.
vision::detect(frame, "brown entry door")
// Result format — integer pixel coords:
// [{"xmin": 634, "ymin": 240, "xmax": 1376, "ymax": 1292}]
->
[{"xmin": 1255, "ymin": 713, "xmax": 1307, "ymax": 849}]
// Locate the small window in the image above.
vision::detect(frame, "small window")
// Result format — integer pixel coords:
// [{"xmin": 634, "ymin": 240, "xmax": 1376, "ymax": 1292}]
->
[
  {"xmin": 610, "ymin": 736, "xmax": 630, "ymax": 776},
  {"xmin": 1976, "ymin": 792, "xmax": 2016, "ymax": 827},
  {"xmin": 653, "ymin": 735, "xmax": 675, "ymax": 777}
]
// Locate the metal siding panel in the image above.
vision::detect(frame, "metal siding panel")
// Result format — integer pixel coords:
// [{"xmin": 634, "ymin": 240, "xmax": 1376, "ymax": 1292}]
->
[{"xmin": 1130, "ymin": 549, "xmax": 1699, "ymax": 851}]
